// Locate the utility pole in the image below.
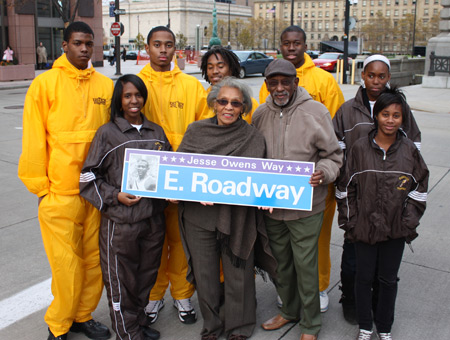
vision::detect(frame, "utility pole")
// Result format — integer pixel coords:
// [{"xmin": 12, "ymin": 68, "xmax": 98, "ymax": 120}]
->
[
  {"xmin": 167, "ymin": 0, "xmax": 170, "ymax": 28},
  {"xmin": 273, "ymin": 6, "xmax": 276, "ymax": 50},
  {"xmin": 411, "ymin": 0, "xmax": 418, "ymax": 57},
  {"xmin": 228, "ymin": 1, "xmax": 231, "ymax": 47},
  {"xmin": 343, "ymin": 0, "xmax": 350, "ymax": 84},
  {"xmin": 290, "ymin": 0, "xmax": 294, "ymax": 26},
  {"xmin": 115, "ymin": 0, "xmax": 121, "ymax": 76}
]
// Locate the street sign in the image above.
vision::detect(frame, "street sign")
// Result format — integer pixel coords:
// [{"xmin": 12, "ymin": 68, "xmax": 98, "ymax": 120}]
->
[
  {"xmin": 114, "ymin": 9, "xmax": 126, "ymax": 15},
  {"xmin": 111, "ymin": 22, "xmax": 123, "ymax": 37},
  {"xmin": 109, "ymin": 1, "xmax": 115, "ymax": 17}
]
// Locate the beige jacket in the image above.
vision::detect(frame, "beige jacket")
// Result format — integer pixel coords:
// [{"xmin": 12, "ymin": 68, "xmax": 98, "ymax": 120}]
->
[{"xmin": 252, "ymin": 86, "xmax": 343, "ymax": 221}]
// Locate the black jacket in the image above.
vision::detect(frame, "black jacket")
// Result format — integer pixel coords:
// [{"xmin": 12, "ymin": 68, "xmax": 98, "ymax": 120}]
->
[
  {"xmin": 336, "ymin": 129, "xmax": 429, "ymax": 245},
  {"xmin": 80, "ymin": 115, "xmax": 171, "ymax": 223}
]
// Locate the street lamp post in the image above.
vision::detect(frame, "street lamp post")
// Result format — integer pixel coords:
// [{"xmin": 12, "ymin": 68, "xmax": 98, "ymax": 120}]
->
[
  {"xmin": 290, "ymin": 0, "xmax": 294, "ymax": 25},
  {"xmin": 167, "ymin": 0, "xmax": 170, "ymax": 28},
  {"xmin": 411, "ymin": 0, "xmax": 417, "ymax": 57},
  {"xmin": 273, "ymin": 5, "xmax": 276, "ymax": 50},
  {"xmin": 228, "ymin": 1, "xmax": 231, "ymax": 47}
]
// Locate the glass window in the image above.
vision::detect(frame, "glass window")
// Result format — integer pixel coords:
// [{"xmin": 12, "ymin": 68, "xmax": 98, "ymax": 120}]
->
[
  {"xmin": 425, "ymin": 0, "xmax": 429, "ymax": 3},
  {"xmin": 298, "ymin": 2, "xmax": 301, "ymax": 8},
  {"xmin": 363, "ymin": 0, "xmax": 366, "ymax": 6},
  {"xmin": 318, "ymin": 33, "xmax": 321, "ymax": 39},
  {"xmin": 312, "ymin": 11, "xmax": 315, "ymax": 17},
  {"xmin": 386, "ymin": 9, "xmax": 390, "ymax": 16},
  {"xmin": 404, "ymin": 0, "xmax": 408, "ymax": 4},
  {"xmin": 394, "ymin": 9, "xmax": 399, "ymax": 16},
  {"xmin": 259, "ymin": 4, "xmax": 263, "ymax": 9},
  {"xmin": 305, "ymin": 2, "xmax": 309, "ymax": 8},
  {"xmin": 284, "ymin": 3, "xmax": 288, "ymax": 8},
  {"xmin": 326, "ymin": 1, "xmax": 330, "ymax": 7},
  {"xmin": 318, "ymin": 22, "xmax": 323, "ymax": 29},
  {"xmin": 325, "ymin": 22, "xmax": 329, "ymax": 29},
  {"xmin": 311, "ymin": 33, "xmax": 314, "ymax": 39},
  {"xmin": 334, "ymin": 10, "xmax": 338, "ymax": 16},
  {"xmin": 312, "ymin": 2, "xmax": 316, "ymax": 7},
  {"xmin": 319, "ymin": 11, "xmax": 322, "ymax": 17},
  {"xmin": 38, "ymin": 0, "xmax": 51, "ymax": 17},
  {"xmin": 305, "ymin": 11, "xmax": 308, "ymax": 17},
  {"xmin": 319, "ymin": 1, "xmax": 322, "ymax": 7},
  {"xmin": 362, "ymin": 10, "xmax": 366, "ymax": 16},
  {"xmin": 424, "ymin": 8, "xmax": 429, "ymax": 15},
  {"xmin": 387, "ymin": 0, "xmax": 391, "ymax": 5},
  {"xmin": 304, "ymin": 21, "xmax": 308, "ymax": 29},
  {"xmin": 325, "ymin": 10, "xmax": 329, "ymax": 16}
]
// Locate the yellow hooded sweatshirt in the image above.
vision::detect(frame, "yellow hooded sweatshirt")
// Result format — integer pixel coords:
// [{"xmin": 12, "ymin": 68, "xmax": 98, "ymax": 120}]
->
[
  {"xmin": 138, "ymin": 63, "xmax": 211, "ymax": 151},
  {"xmin": 18, "ymin": 54, "xmax": 113, "ymax": 197},
  {"xmin": 259, "ymin": 53, "xmax": 344, "ymax": 117}
]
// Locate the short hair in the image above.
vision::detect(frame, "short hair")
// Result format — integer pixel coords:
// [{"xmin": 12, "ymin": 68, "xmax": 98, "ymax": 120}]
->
[
  {"xmin": 200, "ymin": 47, "xmax": 241, "ymax": 84},
  {"xmin": 147, "ymin": 26, "xmax": 176, "ymax": 45},
  {"xmin": 63, "ymin": 21, "xmax": 94, "ymax": 42},
  {"xmin": 111, "ymin": 74, "xmax": 148, "ymax": 121},
  {"xmin": 207, "ymin": 77, "xmax": 253, "ymax": 116},
  {"xmin": 280, "ymin": 25, "xmax": 307, "ymax": 44},
  {"xmin": 373, "ymin": 85, "xmax": 408, "ymax": 128}
]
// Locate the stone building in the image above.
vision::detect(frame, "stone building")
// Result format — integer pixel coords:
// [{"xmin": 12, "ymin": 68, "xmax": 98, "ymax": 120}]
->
[
  {"xmin": 1, "ymin": 0, "xmax": 104, "ymax": 66},
  {"xmin": 102, "ymin": 0, "xmax": 253, "ymax": 49},
  {"xmin": 253, "ymin": 0, "xmax": 443, "ymax": 53}
]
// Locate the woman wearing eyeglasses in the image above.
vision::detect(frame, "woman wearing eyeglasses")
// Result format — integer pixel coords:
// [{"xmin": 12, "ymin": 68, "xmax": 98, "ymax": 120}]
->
[{"xmin": 176, "ymin": 77, "xmax": 277, "ymax": 340}]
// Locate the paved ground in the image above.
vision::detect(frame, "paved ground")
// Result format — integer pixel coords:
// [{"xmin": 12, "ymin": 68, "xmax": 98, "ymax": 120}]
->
[{"xmin": 0, "ymin": 61, "xmax": 449, "ymax": 340}]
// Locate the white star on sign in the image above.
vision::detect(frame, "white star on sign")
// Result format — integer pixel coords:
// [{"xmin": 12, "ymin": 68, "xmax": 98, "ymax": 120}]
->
[
  {"xmin": 296, "ymin": 166, "xmax": 302, "ymax": 172},
  {"xmin": 171, "ymin": 156, "xmax": 177, "ymax": 162},
  {"xmin": 304, "ymin": 166, "xmax": 311, "ymax": 173},
  {"xmin": 179, "ymin": 157, "xmax": 185, "ymax": 163},
  {"xmin": 162, "ymin": 156, "xmax": 168, "ymax": 162},
  {"xmin": 287, "ymin": 165, "xmax": 292, "ymax": 171}
]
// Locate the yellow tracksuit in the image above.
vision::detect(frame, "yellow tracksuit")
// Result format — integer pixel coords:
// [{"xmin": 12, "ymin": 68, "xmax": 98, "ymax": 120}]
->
[
  {"xmin": 259, "ymin": 53, "xmax": 345, "ymax": 292},
  {"xmin": 18, "ymin": 54, "xmax": 113, "ymax": 336},
  {"xmin": 138, "ymin": 63, "xmax": 212, "ymax": 300}
]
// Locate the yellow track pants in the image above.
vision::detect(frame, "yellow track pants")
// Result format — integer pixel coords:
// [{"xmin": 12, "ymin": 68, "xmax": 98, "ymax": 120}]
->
[
  {"xmin": 149, "ymin": 203, "xmax": 195, "ymax": 301},
  {"xmin": 318, "ymin": 184, "xmax": 336, "ymax": 292},
  {"xmin": 38, "ymin": 192, "xmax": 103, "ymax": 337}
]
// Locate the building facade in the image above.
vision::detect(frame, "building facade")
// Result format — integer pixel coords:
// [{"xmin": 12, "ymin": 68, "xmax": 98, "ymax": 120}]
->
[
  {"xmin": 253, "ymin": 0, "xmax": 442, "ymax": 53},
  {"xmin": 1, "ymin": 0, "xmax": 104, "ymax": 66},
  {"xmin": 102, "ymin": 0, "xmax": 253, "ymax": 49}
]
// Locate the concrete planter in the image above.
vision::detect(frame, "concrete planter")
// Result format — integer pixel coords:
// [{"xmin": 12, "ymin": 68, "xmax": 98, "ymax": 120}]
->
[
  {"xmin": 0, "ymin": 64, "xmax": 35, "ymax": 82},
  {"xmin": 177, "ymin": 58, "xmax": 186, "ymax": 70}
]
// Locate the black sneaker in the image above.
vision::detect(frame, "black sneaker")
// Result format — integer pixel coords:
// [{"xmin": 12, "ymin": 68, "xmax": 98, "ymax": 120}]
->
[
  {"xmin": 141, "ymin": 325, "xmax": 161, "ymax": 340},
  {"xmin": 173, "ymin": 298, "xmax": 197, "ymax": 324},
  {"xmin": 70, "ymin": 319, "xmax": 111, "ymax": 340},
  {"xmin": 47, "ymin": 329, "xmax": 67, "ymax": 340}
]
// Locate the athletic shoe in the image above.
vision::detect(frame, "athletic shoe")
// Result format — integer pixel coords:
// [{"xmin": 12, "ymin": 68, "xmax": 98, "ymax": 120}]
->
[
  {"xmin": 319, "ymin": 291, "xmax": 329, "ymax": 312},
  {"xmin": 377, "ymin": 332, "xmax": 393, "ymax": 340},
  {"xmin": 47, "ymin": 329, "xmax": 67, "ymax": 340},
  {"xmin": 145, "ymin": 298, "xmax": 165, "ymax": 324},
  {"xmin": 357, "ymin": 329, "xmax": 373, "ymax": 340},
  {"xmin": 173, "ymin": 298, "xmax": 197, "ymax": 324},
  {"xmin": 70, "ymin": 319, "xmax": 111, "ymax": 340}
]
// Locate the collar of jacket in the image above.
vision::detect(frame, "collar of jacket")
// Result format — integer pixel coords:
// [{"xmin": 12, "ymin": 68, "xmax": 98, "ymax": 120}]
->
[
  {"xmin": 114, "ymin": 114, "xmax": 155, "ymax": 133},
  {"xmin": 265, "ymin": 86, "xmax": 312, "ymax": 113},
  {"xmin": 369, "ymin": 128, "xmax": 405, "ymax": 154},
  {"xmin": 139, "ymin": 62, "xmax": 181, "ymax": 85},
  {"xmin": 351, "ymin": 86, "xmax": 373, "ymax": 119},
  {"xmin": 52, "ymin": 53, "xmax": 95, "ymax": 81}
]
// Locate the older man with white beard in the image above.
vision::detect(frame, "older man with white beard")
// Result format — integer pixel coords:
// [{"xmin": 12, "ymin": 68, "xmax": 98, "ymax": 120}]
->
[{"xmin": 252, "ymin": 59, "xmax": 343, "ymax": 340}]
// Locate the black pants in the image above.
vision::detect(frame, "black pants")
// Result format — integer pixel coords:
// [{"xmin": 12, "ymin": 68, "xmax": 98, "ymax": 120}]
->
[
  {"xmin": 99, "ymin": 214, "xmax": 165, "ymax": 340},
  {"xmin": 355, "ymin": 238, "xmax": 405, "ymax": 333}
]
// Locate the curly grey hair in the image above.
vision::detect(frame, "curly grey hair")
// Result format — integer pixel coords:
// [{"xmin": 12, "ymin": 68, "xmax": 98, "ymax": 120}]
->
[{"xmin": 207, "ymin": 77, "xmax": 253, "ymax": 116}]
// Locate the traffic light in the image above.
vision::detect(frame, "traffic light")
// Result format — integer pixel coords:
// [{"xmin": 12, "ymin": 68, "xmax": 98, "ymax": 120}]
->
[{"xmin": 204, "ymin": 26, "xmax": 208, "ymax": 36}]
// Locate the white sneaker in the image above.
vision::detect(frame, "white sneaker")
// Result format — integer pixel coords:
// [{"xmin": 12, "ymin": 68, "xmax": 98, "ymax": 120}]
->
[
  {"xmin": 357, "ymin": 329, "xmax": 373, "ymax": 340},
  {"xmin": 276, "ymin": 295, "xmax": 283, "ymax": 308},
  {"xmin": 377, "ymin": 332, "xmax": 393, "ymax": 340},
  {"xmin": 173, "ymin": 298, "xmax": 197, "ymax": 324},
  {"xmin": 319, "ymin": 290, "xmax": 329, "ymax": 312},
  {"xmin": 145, "ymin": 298, "xmax": 164, "ymax": 324}
]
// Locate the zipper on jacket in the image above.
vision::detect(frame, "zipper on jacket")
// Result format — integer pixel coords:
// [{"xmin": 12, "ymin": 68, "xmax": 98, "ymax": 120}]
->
[{"xmin": 278, "ymin": 109, "xmax": 283, "ymax": 159}]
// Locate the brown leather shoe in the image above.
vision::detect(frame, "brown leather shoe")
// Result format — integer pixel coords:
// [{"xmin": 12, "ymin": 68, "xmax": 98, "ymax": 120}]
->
[
  {"xmin": 300, "ymin": 333, "xmax": 318, "ymax": 340},
  {"xmin": 261, "ymin": 314, "xmax": 297, "ymax": 330}
]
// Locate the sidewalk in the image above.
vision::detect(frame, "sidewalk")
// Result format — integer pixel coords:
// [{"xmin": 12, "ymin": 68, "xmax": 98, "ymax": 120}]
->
[
  {"xmin": 1, "ymin": 62, "xmax": 450, "ymax": 340},
  {"xmin": 0, "ymin": 60, "xmax": 202, "ymax": 90}
]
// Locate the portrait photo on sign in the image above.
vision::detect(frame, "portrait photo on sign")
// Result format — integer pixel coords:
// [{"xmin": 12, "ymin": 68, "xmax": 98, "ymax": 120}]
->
[{"xmin": 126, "ymin": 154, "xmax": 160, "ymax": 192}]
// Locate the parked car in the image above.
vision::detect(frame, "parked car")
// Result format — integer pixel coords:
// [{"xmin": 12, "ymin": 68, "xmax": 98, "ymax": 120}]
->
[
  {"xmin": 233, "ymin": 51, "xmax": 274, "ymax": 78},
  {"xmin": 307, "ymin": 50, "xmax": 320, "ymax": 59},
  {"xmin": 313, "ymin": 52, "xmax": 352, "ymax": 72},
  {"xmin": 125, "ymin": 50, "xmax": 139, "ymax": 60}
]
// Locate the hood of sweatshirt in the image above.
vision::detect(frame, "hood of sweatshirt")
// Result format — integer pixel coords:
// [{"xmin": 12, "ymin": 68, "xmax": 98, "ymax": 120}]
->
[{"xmin": 138, "ymin": 62, "xmax": 182, "ymax": 86}]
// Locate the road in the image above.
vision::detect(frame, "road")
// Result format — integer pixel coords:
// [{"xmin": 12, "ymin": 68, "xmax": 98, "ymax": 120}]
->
[{"xmin": 1, "ymin": 75, "xmax": 450, "ymax": 340}]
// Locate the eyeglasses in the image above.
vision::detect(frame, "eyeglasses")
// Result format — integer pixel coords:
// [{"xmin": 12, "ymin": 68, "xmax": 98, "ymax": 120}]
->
[
  {"xmin": 216, "ymin": 98, "xmax": 244, "ymax": 108},
  {"xmin": 266, "ymin": 78, "xmax": 295, "ymax": 87}
]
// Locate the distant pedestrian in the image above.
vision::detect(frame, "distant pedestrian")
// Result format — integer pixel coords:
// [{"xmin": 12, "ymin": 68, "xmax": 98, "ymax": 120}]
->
[
  {"xmin": 37, "ymin": 42, "xmax": 48, "ymax": 69},
  {"xmin": 122, "ymin": 46, "xmax": 127, "ymax": 62},
  {"xmin": 336, "ymin": 86, "xmax": 429, "ymax": 340},
  {"xmin": 2, "ymin": 45, "xmax": 13, "ymax": 62},
  {"xmin": 109, "ymin": 45, "xmax": 115, "ymax": 66}
]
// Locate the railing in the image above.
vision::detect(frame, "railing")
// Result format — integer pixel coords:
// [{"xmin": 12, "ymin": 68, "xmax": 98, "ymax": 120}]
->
[{"xmin": 428, "ymin": 52, "xmax": 450, "ymax": 76}]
